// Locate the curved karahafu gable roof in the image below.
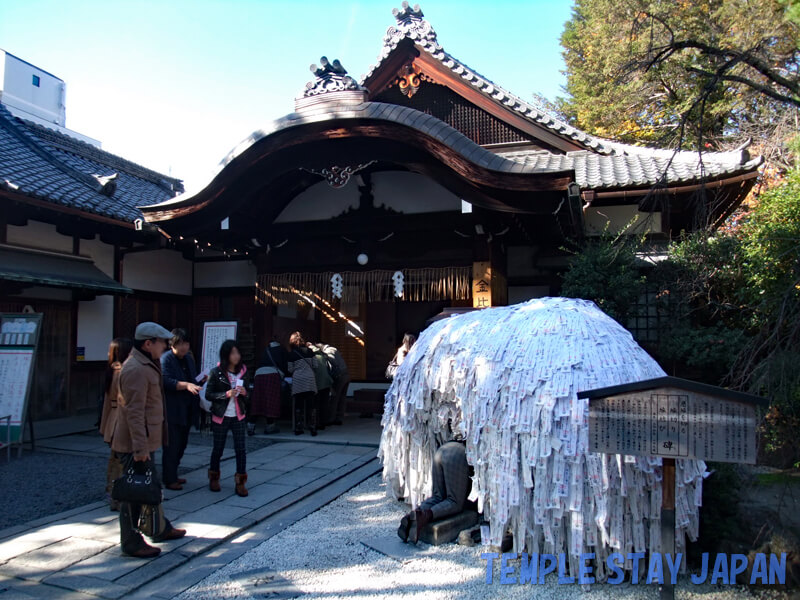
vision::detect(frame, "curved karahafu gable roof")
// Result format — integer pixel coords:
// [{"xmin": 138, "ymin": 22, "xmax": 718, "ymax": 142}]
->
[
  {"xmin": 140, "ymin": 99, "xmax": 574, "ymax": 223},
  {"xmin": 141, "ymin": 3, "xmax": 761, "ymax": 227}
]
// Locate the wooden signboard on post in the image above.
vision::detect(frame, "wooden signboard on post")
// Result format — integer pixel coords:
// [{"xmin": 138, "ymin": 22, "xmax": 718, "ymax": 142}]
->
[
  {"xmin": 0, "ymin": 313, "xmax": 43, "ymax": 456},
  {"xmin": 578, "ymin": 376, "xmax": 767, "ymax": 599}
]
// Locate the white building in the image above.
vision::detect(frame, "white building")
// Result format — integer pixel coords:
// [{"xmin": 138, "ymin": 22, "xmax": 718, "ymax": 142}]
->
[{"xmin": 0, "ymin": 49, "xmax": 100, "ymax": 147}]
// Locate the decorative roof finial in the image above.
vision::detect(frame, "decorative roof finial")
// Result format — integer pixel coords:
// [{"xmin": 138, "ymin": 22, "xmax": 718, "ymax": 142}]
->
[
  {"xmin": 384, "ymin": 2, "xmax": 438, "ymax": 48},
  {"xmin": 296, "ymin": 56, "xmax": 368, "ymax": 111},
  {"xmin": 392, "ymin": 1, "xmax": 423, "ymax": 22}
]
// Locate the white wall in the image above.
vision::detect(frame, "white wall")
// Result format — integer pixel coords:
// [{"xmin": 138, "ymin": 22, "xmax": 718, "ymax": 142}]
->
[
  {"xmin": 123, "ymin": 249, "xmax": 192, "ymax": 295},
  {"xmin": 7, "ymin": 220, "xmax": 73, "ymax": 253},
  {"xmin": 1, "ymin": 50, "xmax": 65, "ymax": 126},
  {"xmin": 77, "ymin": 295, "xmax": 115, "ymax": 361},
  {"xmin": 80, "ymin": 236, "xmax": 115, "ymax": 277},
  {"xmin": 585, "ymin": 205, "xmax": 662, "ymax": 236},
  {"xmin": 274, "ymin": 171, "xmax": 462, "ymax": 223},
  {"xmin": 76, "ymin": 237, "xmax": 117, "ymax": 360},
  {"xmin": 372, "ymin": 172, "xmax": 462, "ymax": 213},
  {"xmin": 194, "ymin": 260, "xmax": 256, "ymax": 288},
  {"xmin": 275, "ymin": 179, "xmax": 360, "ymax": 223}
]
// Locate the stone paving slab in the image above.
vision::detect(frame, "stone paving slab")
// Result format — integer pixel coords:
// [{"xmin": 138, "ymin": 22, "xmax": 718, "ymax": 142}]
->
[
  {"xmin": 219, "ymin": 482, "xmax": 298, "ymax": 510},
  {"xmin": 0, "ymin": 574, "xmax": 99, "ymax": 600},
  {"xmin": 292, "ymin": 444, "xmax": 339, "ymax": 457},
  {"xmin": 0, "ymin": 438, "xmax": 380, "ymax": 599},
  {"xmin": 237, "ymin": 468, "xmax": 282, "ymax": 486},
  {"xmin": 114, "ymin": 550, "xmax": 188, "ymax": 589},
  {"xmin": 3, "ymin": 537, "xmax": 112, "ymax": 582},
  {"xmin": 59, "ymin": 546, "xmax": 156, "ymax": 581},
  {"xmin": 245, "ymin": 446, "xmax": 298, "ymax": 462},
  {"xmin": 123, "ymin": 457, "xmax": 383, "ymax": 600},
  {"xmin": 271, "ymin": 466, "xmax": 330, "ymax": 487},
  {"xmin": 0, "ymin": 502, "xmax": 106, "ymax": 543},
  {"xmin": 261, "ymin": 453, "xmax": 319, "ymax": 472},
  {"xmin": 43, "ymin": 572, "xmax": 133, "ymax": 599},
  {"xmin": 0, "ymin": 533, "xmax": 70, "ymax": 563},
  {"xmin": 305, "ymin": 452, "xmax": 365, "ymax": 470}
]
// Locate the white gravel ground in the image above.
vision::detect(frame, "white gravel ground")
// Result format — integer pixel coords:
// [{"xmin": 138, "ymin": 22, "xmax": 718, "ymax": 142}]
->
[{"xmin": 177, "ymin": 475, "xmax": 788, "ymax": 600}]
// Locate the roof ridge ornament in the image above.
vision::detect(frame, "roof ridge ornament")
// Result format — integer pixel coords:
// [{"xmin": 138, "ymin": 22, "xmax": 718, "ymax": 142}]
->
[
  {"xmin": 302, "ymin": 57, "xmax": 367, "ymax": 98},
  {"xmin": 385, "ymin": 2, "xmax": 437, "ymax": 47},
  {"xmin": 296, "ymin": 57, "xmax": 368, "ymax": 111}
]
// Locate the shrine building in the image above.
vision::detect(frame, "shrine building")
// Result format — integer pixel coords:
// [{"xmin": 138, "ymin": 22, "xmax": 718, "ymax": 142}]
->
[
  {"xmin": 140, "ymin": 3, "xmax": 760, "ymax": 382},
  {"xmin": 0, "ymin": 4, "xmax": 762, "ymax": 423}
]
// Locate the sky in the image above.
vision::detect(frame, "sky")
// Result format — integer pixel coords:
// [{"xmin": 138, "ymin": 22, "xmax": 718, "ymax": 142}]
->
[{"xmin": 0, "ymin": 0, "xmax": 575, "ymax": 191}]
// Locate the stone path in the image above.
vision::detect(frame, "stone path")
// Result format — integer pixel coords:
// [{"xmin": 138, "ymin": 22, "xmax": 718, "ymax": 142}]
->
[{"xmin": 0, "ymin": 435, "xmax": 380, "ymax": 599}]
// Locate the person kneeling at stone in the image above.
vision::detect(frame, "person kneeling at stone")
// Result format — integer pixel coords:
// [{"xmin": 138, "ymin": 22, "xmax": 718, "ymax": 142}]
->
[{"xmin": 398, "ymin": 441, "xmax": 471, "ymax": 544}]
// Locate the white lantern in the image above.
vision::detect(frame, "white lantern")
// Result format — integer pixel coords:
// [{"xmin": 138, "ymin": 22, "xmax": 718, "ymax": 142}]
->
[
  {"xmin": 331, "ymin": 273, "xmax": 343, "ymax": 299},
  {"xmin": 392, "ymin": 270, "xmax": 404, "ymax": 298},
  {"xmin": 357, "ymin": 253, "xmax": 369, "ymax": 266}
]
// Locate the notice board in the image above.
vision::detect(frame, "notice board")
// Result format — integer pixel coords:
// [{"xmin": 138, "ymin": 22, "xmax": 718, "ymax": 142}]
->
[
  {"xmin": 0, "ymin": 313, "xmax": 43, "ymax": 446},
  {"xmin": 579, "ymin": 377, "xmax": 766, "ymax": 464},
  {"xmin": 200, "ymin": 321, "xmax": 237, "ymax": 376}
]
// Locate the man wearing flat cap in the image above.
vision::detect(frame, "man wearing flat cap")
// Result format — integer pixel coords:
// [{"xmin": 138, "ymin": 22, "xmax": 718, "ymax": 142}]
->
[{"xmin": 111, "ymin": 322, "xmax": 186, "ymax": 557}]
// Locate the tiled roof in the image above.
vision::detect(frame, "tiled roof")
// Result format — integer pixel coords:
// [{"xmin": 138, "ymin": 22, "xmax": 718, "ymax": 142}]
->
[
  {"xmin": 498, "ymin": 147, "xmax": 763, "ymax": 189},
  {"xmin": 148, "ymin": 99, "xmax": 761, "ymax": 219},
  {"xmin": 362, "ymin": 3, "xmax": 764, "ymax": 169},
  {"xmin": 0, "ymin": 103, "xmax": 182, "ymax": 223}
]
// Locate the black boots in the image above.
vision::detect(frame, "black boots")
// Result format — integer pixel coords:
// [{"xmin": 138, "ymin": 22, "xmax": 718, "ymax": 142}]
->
[
  {"xmin": 412, "ymin": 508, "xmax": 434, "ymax": 544},
  {"xmin": 397, "ymin": 511, "xmax": 414, "ymax": 542},
  {"xmin": 294, "ymin": 407, "xmax": 304, "ymax": 435},
  {"xmin": 309, "ymin": 408, "xmax": 318, "ymax": 436}
]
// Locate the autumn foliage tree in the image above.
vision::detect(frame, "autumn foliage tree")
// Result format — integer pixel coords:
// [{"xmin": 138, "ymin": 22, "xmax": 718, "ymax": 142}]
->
[{"xmin": 559, "ymin": 0, "xmax": 799, "ymax": 168}]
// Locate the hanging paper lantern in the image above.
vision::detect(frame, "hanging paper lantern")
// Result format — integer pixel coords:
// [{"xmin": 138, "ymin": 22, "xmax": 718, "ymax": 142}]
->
[
  {"xmin": 331, "ymin": 273, "xmax": 343, "ymax": 299},
  {"xmin": 392, "ymin": 270, "xmax": 404, "ymax": 298}
]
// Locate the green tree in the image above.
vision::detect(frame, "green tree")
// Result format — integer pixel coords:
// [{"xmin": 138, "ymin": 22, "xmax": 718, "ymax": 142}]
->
[
  {"xmin": 731, "ymin": 170, "xmax": 800, "ymax": 463},
  {"xmin": 559, "ymin": 0, "xmax": 799, "ymax": 157},
  {"xmin": 561, "ymin": 227, "xmax": 646, "ymax": 325},
  {"xmin": 653, "ymin": 171, "xmax": 800, "ymax": 463}
]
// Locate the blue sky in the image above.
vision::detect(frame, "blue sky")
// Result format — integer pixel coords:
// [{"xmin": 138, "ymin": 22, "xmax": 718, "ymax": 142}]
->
[{"xmin": 0, "ymin": 1, "xmax": 574, "ymax": 190}]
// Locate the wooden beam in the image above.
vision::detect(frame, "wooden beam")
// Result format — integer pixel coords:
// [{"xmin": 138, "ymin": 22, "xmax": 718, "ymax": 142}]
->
[{"xmin": 1, "ymin": 189, "xmax": 136, "ymax": 229}]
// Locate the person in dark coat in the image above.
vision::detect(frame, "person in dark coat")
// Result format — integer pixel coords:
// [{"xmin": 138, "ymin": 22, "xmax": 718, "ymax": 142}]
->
[
  {"xmin": 112, "ymin": 322, "xmax": 186, "ymax": 558},
  {"xmin": 287, "ymin": 332, "xmax": 318, "ymax": 436},
  {"xmin": 205, "ymin": 340, "xmax": 250, "ymax": 497},
  {"xmin": 160, "ymin": 328, "xmax": 203, "ymax": 490},
  {"xmin": 249, "ymin": 339, "xmax": 289, "ymax": 435}
]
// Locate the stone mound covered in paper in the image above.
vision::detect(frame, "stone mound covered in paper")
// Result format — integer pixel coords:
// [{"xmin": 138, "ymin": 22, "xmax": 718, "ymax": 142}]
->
[{"xmin": 379, "ymin": 297, "xmax": 706, "ymax": 578}]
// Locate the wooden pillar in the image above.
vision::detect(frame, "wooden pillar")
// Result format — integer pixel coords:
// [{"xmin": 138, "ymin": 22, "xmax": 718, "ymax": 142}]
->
[{"xmin": 661, "ymin": 457, "xmax": 676, "ymax": 600}]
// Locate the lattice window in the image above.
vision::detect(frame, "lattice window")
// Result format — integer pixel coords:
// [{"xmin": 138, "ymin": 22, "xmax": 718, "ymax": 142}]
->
[
  {"xmin": 376, "ymin": 82, "xmax": 533, "ymax": 146},
  {"xmin": 626, "ymin": 284, "xmax": 662, "ymax": 344}
]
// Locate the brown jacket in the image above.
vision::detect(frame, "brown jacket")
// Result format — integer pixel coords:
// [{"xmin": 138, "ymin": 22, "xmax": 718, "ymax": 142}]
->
[
  {"xmin": 99, "ymin": 362, "xmax": 122, "ymax": 444},
  {"xmin": 111, "ymin": 348, "xmax": 168, "ymax": 455}
]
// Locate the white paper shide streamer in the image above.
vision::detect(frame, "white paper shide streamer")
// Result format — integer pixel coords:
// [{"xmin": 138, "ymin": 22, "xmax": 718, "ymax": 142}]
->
[{"xmin": 379, "ymin": 298, "xmax": 707, "ymax": 578}]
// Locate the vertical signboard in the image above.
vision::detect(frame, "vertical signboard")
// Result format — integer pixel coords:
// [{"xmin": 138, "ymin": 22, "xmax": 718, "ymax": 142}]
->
[
  {"xmin": 472, "ymin": 261, "xmax": 492, "ymax": 309},
  {"xmin": 0, "ymin": 313, "xmax": 43, "ymax": 450},
  {"xmin": 200, "ymin": 321, "xmax": 238, "ymax": 377}
]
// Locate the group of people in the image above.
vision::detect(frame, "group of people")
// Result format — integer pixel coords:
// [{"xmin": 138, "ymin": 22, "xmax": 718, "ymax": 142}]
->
[{"xmin": 97, "ymin": 322, "xmax": 351, "ymax": 558}]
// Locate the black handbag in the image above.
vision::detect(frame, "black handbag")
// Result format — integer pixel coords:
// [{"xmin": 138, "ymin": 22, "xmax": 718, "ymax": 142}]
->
[{"xmin": 111, "ymin": 456, "xmax": 163, "ymax": 505}]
